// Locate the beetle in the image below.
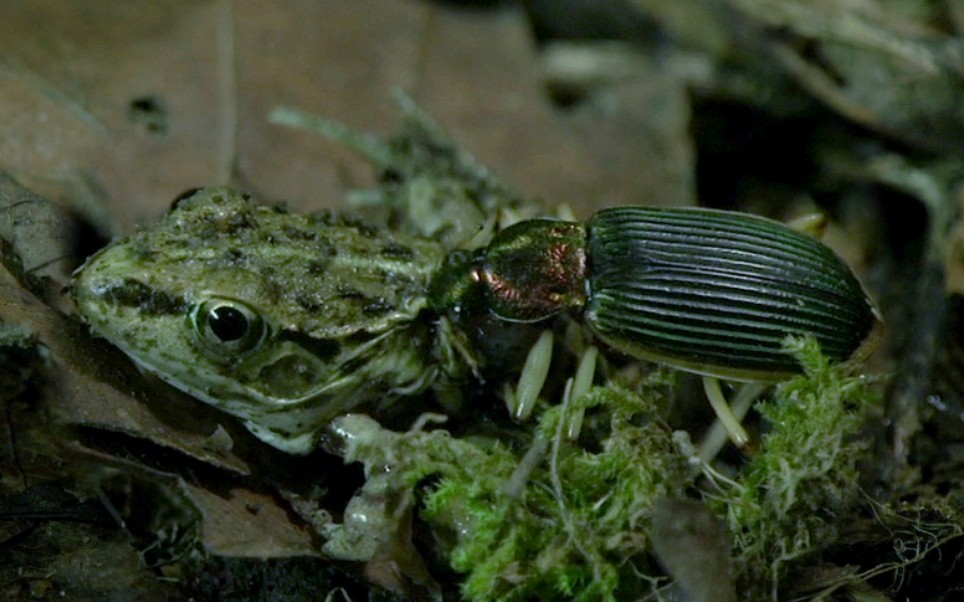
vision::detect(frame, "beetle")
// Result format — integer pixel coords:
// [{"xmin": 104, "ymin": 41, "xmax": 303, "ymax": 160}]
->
[{"xmin": 432, "ymin": 205, "xmax": 882, "ymax": 448}]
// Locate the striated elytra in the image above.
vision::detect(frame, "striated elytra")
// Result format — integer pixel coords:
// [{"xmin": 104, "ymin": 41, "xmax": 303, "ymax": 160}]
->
[{"xmin": 437, "ymin": 206, "xmax": 881, "ymax": 381}]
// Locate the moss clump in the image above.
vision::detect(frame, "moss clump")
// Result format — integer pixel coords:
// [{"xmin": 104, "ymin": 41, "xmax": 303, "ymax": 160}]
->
[
  {"xmin": 422, "ymin": 380, "xmax": 691, "ymax": 602},
  {"xmin": 420, "ymin": 337, "xmax": 883, "ymax": 601},
  {"xmin": 331, "ymin": 336, "xmax": 883, "ymax": 600},
  {"xmin": 711, "ymin": 336, "xmax": 876, "ymax": 600}
]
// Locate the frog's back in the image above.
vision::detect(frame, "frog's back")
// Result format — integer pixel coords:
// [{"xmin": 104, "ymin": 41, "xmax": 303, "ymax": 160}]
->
[{"xmin": 145, "ymin": 188, "xmax": 444, "ymax": 337}]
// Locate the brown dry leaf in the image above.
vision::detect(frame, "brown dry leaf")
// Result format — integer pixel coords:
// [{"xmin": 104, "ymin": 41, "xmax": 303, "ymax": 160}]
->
[
  {"xmin": 238, "ymin": 1, "xmax": 695, "ymax": 213},
  {"xmin": 63, "ymin": 443, "xmax": 317, "ymax": 559},
  {"xmin": 0, "ymin": 0, "xmax": 694, "ymax": 236},
  {"xmin": 0, "ymin": 171, "xmax": 78, "ymax": 286},
  {"xmin": 0, "ymin": 1, "xmax": 235, "ymax": 232},
  {"xmin": 0, "ymin": 263, "xmax": 254, "ymax": 476},
  {"xmin": 183, "ymin": 483, "xmax": 317, "ymax": 558},
  {"xmin": 0, "ymin": 0, "xmax": 698, "ymax": 584}
]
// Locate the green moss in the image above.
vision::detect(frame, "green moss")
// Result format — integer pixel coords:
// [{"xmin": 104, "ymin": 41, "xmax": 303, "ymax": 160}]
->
[
  {"xmin": 711, "ymin": 336, "xmax": 877, "ymax": 600},
  {"xmin": 414, "ymin": 336, "xmax": 889, "ymax": 601},
  {"xmin": 326, "ymin": 330, "xmax": 890, "ymax": 601},
  {"xmin": 421, "ymin": 380, "xmax": 691, "ymax": 602}
]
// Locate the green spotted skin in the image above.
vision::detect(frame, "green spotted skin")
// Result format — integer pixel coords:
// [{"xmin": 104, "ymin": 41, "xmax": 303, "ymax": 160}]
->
[
  {"xmin": 72, "ymin": 188, "xmax": 447, "ymax": 454},
  {"xmin": 584, "ymin": 207, "xmax": 880, "ymax": 380}
]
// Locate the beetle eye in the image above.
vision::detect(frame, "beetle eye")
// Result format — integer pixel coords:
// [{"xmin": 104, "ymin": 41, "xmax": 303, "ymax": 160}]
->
[{"xmin": 191, "ymin": 298, "xmax": 267, "ymax": 356}]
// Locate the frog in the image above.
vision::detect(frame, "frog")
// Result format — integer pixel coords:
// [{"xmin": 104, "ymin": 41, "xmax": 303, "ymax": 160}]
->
[
  {"xmin": 72, "ymin": 98, "xmax": 548, "ymax": 455},
  {"xmin": 70, "ymin": 106, "xmax": 550, "ymax": 596},
  {"xmin": 71, "ymin": 187, "xmax": 459, "ymax": 454}
]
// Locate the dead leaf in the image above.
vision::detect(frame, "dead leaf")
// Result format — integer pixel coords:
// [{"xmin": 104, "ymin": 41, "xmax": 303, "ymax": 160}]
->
[
  {"xmin": 0, "ymin": 0, "xmax": 695, "ymax": 237},
  {"xmin": 184, "ymin": 483, "xmax": 317, "ymax": 557},
  {"xmin": 0, "ymin": 263, "xmax": 254, "ymax": 475}
]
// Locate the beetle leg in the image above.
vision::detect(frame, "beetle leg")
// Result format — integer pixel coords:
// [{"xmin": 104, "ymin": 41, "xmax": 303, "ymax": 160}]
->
[
  {"xmin": 702, "ymin": 377, "xmax": 750, "ymax": 448},
  {"xmin": 699, "ymin": 382, "xmax": 766, "ymax": 461},
  {"xmin": 565, "ymin": 346, "xmax": 599, "ymax": 440},
  {"xmin": 787, "ymin": 212, "xmax": 828, "ymax": 239},
  {"xmin": 504, "ymin": 344, "xmax": 599, "ymax": 497},
  {"xmin": 506, "ymin": 330, "xmax": 555, "ymax": 421}
]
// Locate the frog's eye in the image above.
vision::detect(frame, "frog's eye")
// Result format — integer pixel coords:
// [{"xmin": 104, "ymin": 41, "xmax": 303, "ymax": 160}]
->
[{"xmin": 190, "ymin": 298, "xmax": 267, "ymax": 356}]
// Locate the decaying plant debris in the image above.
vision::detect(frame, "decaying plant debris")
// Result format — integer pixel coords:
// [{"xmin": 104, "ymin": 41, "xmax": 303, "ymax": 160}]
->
[{"xmin": 3, "ymin": 1, "xmax": 964, "ymax": 601}]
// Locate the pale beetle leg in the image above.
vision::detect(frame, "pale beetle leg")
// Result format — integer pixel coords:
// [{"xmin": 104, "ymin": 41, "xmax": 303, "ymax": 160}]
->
[
  {"xmin": 699, "ymin": 382, "xmax": 766, "ymax": 461},
  {"xmin": 508, "ymin": 329, "xmax": 554, "ymax": 420},
  {"xmin": 566, "ymin": 346, "xmax": 599, "ymax": 440},
  {"xmin": 787, "ymin": 211, "xmax": 828, "ymax": 239},
  {"xmin": 460, "ymin": 212, "xmax": 499, "ymax": 250},
  {"xmin": 503, "ymin": 344, "xmax": 598, "ymax": 498},
  {"xmin": 702, "ymin": 377, "xmax": 749, "ymax": 448},
  {"xmin": 555, "ymin": 202, "xmax": 577, "ymax": 222},
  {"xmin": 497, "ymin": 206, "xmax": 524, "ymax": 229}
]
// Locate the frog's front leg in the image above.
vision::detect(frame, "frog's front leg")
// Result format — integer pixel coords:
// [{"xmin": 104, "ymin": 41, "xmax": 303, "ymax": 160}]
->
[
  {"xmin": 321, "ymin": 474, "xmax": 437, "ymax": 598},
  {"xmin": 318, "ymin": 414, "xmax": 443, "ymax": 599}
]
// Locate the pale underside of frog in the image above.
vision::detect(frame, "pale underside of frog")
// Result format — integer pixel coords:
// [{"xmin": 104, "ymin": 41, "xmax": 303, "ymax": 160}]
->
[{"xmin": 72, "ymin": 103, "xmax": 880, "ymax": 455}]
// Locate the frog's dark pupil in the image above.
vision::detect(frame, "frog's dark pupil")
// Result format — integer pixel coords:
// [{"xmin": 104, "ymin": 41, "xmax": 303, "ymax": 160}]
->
[{"xmin": 208, "ymin": 306, "xmax": 249, "ymax": 342}]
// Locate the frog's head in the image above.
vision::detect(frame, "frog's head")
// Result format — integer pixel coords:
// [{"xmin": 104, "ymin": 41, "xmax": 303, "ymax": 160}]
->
[{"xmin": 72, "ymin": 188, "xmax": 437, "ymax": 453}]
